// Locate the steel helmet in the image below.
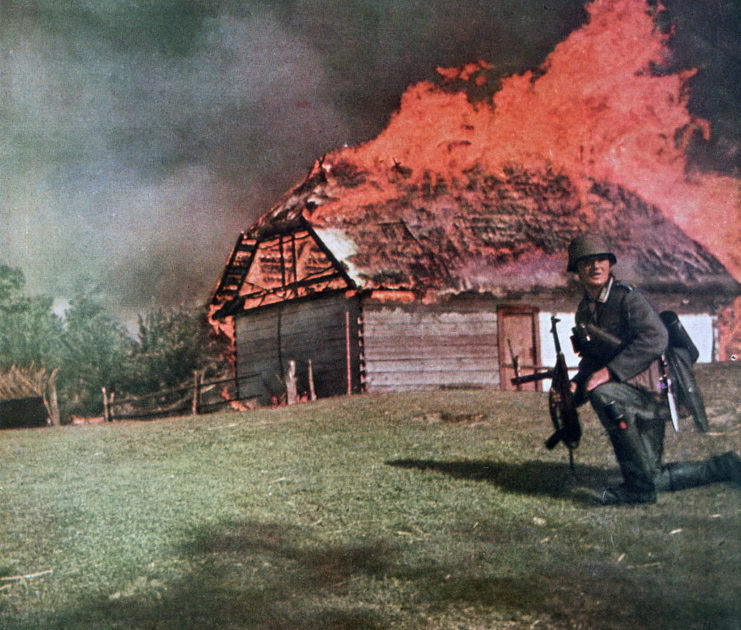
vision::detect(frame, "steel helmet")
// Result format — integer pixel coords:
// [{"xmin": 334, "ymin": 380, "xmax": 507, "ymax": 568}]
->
[{"xmin": 566, "ymin": 234, "xmax": 617, "ymax": 273}]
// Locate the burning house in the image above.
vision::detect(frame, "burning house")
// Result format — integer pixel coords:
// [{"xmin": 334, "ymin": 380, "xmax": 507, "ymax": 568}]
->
[
  {"xmin": 209, "ymin": 0, "xmax": 740, "ymax": 405},
  {"xmin": 209, "ymin": 162, "xmax": 739, "ymax": 404}
]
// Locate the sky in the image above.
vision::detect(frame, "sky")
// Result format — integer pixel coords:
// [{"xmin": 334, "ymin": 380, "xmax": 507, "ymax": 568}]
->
[{"xmin": 1, "ymin": 0, "xmax": 738, "ymax": 327}]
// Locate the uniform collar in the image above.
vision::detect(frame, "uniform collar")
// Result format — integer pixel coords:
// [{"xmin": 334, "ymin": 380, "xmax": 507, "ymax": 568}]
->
[{"xmin": 585, "ymin": 274, "xmax": 614, "ymax": 304}]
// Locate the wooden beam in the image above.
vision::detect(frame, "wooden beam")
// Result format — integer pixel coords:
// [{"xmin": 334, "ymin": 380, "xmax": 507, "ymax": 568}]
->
[{"xmin": 346, "ymin": 309, "xmax": 352, "ymax": 395}]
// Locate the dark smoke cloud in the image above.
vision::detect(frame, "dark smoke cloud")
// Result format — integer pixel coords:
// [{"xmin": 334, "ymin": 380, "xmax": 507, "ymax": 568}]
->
[
  {"xmin": 655, "ymin": 0, "xmax": 741, "ymax": 173},
  {"xmin": 0, "ymin": 0, "xmax": 737, "ymax": 326}
]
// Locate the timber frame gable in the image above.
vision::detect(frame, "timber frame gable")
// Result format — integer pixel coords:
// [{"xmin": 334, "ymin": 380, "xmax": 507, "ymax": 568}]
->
[{"xmin": 211, "ymin": 219, "xmax": 354, "ymax": 317}]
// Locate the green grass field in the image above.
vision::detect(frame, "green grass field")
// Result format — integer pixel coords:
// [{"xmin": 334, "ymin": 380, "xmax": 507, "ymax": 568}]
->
[{"xmin": 1, "ymin": 365, "xmax": 739, "ymax": 629}]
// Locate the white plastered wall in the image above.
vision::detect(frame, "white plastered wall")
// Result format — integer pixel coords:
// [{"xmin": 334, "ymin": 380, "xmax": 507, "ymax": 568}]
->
[{"xmin": 537, "ymin": 312, "xmax": 715, "ymax": 385}]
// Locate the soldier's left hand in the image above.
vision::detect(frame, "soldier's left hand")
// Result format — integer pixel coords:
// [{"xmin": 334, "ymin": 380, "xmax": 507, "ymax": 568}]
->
[{"xmin": 586, "ymin": 367, "xmax": 611, "ymax": 391}]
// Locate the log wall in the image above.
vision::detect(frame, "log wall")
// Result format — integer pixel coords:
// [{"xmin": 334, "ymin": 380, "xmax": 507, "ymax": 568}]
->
[
  {"xmin": 236, "ymin": 293, "xmax": 361, "ymax": 404},
  {"xmin": 360, "ymin": 300, "xmax": 500, "ymax": 392}
]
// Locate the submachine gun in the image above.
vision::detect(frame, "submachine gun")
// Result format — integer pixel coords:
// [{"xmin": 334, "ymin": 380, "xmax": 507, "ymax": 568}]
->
[{"xmin": 511, "ymin": 316, "xmax": 582, "ymax": 470}]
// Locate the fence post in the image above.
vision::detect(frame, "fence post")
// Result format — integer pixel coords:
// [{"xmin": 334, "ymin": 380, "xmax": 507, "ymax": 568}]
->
[
  {"xmin": 102, "ymin": 387, "xmax": 110, "ymax": 422},
  {"xmin": 286, "ymin": 360, "xmax": 297, "ymax": 405},
  {"xmin": 192, "ymin": 371, "xmax": 200, "ymax": 416},
  {"xmin": 307, "ymin": 359, "xmax": 317, "ymax": 401},
  {"xmin": 46, "ymin": 368, "xmax": 61, "ymax": 426}
]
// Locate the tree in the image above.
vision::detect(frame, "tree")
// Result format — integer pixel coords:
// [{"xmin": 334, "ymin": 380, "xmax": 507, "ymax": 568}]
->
[
  {"xmin": 0, "ymin": 264, "xmax": 229, "ymax": 420},
  {"xmin": 119, "ymin": 306, "xmax": 227, "ymax": 396},
  {"xmin": 0, "ymin": 265, "xmax": 64, "ymax": 370},
  {"xmin": 57, "ymin": 287, "xmax": 132, "ymax": 418}
]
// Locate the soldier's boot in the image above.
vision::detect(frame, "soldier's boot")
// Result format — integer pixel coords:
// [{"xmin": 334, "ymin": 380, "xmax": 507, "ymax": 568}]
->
[
  {"xmin": 601, "ymin": 402, "xmax": 657, "ymax": 505},
  {"xmin": 655, "ymin": 451, "xmax": 741, "ymax": 492}
]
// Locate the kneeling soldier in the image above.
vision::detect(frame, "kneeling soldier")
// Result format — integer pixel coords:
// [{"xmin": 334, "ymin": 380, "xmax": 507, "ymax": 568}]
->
[{"xmin": 566, "ymin": 234, "xmax": 741, "ymax": 505}]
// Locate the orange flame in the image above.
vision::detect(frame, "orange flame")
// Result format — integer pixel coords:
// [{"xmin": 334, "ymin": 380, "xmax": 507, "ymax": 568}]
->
[
  {"xmin": 215, "ymin": 0, "xmax": 740, "ymax": 359},
  {"xmin": 317, "ymin": 0, "xmax": 739, "ymax": 283},
  {"xmin": 220, "ymin": 385, "xmax": 253, "ymax": 411}
]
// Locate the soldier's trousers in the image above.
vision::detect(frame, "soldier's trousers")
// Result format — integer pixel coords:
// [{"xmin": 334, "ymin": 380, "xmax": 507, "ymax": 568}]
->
[
  {"xmin": 589, "ymin": 382, "xmax": 665, "ymax": 494},
  {"xmin": 589, "ymin": 382, "xmax": 740, "ymax": 492}
]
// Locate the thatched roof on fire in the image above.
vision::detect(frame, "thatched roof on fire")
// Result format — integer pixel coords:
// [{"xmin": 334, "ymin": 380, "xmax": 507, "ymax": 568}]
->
[{"xmin": 212, "ymin": 159, "xmax": 739, "ymax": 315}]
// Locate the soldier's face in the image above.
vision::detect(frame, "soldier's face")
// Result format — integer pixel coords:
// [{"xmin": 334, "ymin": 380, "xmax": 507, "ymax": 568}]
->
[{"xmin": 577, "ymin": 255, "xmax": 612, "ymax": 291}]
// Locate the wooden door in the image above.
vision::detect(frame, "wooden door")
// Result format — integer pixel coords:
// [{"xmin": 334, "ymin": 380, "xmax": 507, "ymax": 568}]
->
[{"xmin": 498, "ymin": 306, "xmax": 541, "ymax": 391}]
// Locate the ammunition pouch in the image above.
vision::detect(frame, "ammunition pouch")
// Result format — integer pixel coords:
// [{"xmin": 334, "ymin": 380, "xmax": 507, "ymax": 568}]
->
[{"xmin": 570, "ymin": 324, "xmax": 589, "ymax": 355}]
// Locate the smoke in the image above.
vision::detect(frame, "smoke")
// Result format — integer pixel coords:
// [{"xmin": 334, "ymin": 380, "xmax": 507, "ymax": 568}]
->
[
  {"xmin": 1, "ymin": 3, "xmax": 357, "ymax": 322},
  {"xmin": 0, "ymin": 0, "xmax": 737, "ymax": 325}
]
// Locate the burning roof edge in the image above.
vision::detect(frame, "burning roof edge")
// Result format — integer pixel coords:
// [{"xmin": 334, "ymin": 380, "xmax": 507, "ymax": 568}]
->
[{"xmin": 212, "ymin": 162, "xmax": 741, "ymax": 314}]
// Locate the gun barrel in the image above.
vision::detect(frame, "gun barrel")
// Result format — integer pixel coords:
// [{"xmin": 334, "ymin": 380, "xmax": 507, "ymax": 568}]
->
[{"xmin": 511, "ymin": 370, "xmax": 555, "ymax": 386}]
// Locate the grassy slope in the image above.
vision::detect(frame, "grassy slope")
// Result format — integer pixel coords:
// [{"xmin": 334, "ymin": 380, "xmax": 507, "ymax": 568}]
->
[{"xmin": 0, "ymin": 365, "xmax": 739, "ymax": 629}]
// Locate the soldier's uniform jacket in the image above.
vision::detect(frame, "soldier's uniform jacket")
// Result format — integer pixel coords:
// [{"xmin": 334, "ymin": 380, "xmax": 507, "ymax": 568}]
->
[{"xmin": 573, "ymin": 275, "xmax": 668, "ymax": 396}]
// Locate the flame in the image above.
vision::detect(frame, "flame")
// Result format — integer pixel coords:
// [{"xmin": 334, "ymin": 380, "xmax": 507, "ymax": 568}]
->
[
  {"xmin": 436, "ymin": 59, "xmax": 492, "ymax": 83},
  {"xmin": 214, "ymin": 0, "xmax": 740, "ymax": 358},
  {"xmin": 316, "ymin": 0, "xmax": 739, "ymax": 283},
  {"xmin": 220, "ymin": 385, "xmax": 253, "ymax": 411},
  {"xmin": 208, "ymin": 302, "xmax": 235, "ymax": 343}
]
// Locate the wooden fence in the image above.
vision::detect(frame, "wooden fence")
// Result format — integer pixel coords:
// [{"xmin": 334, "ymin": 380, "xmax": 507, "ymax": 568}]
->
[
  {"xmin": 104, "ymin": 359, "xmax": 315, "ymax": 422},
  {"xmin": 104, "ymin": 372, "xmax": 256, "ymax": 422}
]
